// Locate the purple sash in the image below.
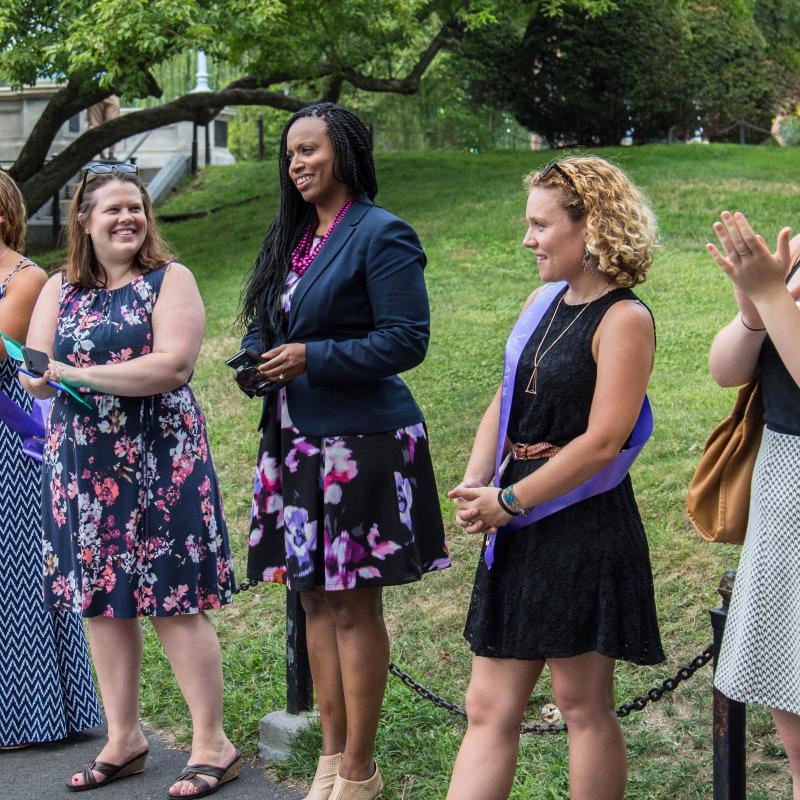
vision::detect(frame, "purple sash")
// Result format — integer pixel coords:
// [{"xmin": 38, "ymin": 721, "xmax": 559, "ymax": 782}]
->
[
  {"xmin": 484, "ymin": 281, "xmax": 654, "ymax": 568},
  {"xmin": 0, "ymin": 390, "xmax": 48, "ymax": 462}
]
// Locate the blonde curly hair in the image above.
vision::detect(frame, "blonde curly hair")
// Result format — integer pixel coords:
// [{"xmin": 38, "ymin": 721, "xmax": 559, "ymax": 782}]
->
[{"xmin": 524, "ymin": 156, "xmax": 657, "ymax": 286}]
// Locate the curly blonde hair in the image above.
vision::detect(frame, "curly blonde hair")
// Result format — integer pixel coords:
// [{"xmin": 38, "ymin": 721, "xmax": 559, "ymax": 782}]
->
[{"xmin": 524, "ymin": 156, "xmax": 657, "ymax": 286}]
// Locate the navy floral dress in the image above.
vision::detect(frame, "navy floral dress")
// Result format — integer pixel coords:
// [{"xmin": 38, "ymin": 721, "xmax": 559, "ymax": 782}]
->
[
  {"xmin": 43, "ymin": 264, "xmax": 235, "ymax": 618},
  {"xmin": 247, "ymin": 270, "xmax": 450, "ymax": 591}
]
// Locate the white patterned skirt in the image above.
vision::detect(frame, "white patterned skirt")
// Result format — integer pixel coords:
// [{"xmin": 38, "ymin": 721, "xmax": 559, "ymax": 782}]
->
[{"xmin": 714, "ymin": 426, "xmax": 800, "ymax": 714}]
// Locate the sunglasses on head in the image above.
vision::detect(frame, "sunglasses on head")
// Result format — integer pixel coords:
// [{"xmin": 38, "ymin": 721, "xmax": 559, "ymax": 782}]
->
[
  {"xmin": 538, "ymin": 160, "xmax": 577, "ymax": 192},
  {"xmin": 79, "ymin": 162, "xmax": 139, "ymax": 196}
]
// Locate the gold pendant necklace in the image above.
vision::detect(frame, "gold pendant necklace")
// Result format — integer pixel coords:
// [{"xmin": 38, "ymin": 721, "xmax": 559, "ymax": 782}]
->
[{"xmin": 525, "ymin": 286, "xmax": 611, "ymax": 395}]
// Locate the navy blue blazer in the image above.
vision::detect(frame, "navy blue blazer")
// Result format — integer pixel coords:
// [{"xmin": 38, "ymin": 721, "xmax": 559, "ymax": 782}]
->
[{"xmin": 241, "ymin": 196, "xmax": 430, "ymax": 436}]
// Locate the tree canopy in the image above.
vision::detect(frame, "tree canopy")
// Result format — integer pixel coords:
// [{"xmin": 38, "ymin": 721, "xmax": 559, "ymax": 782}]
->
[
  {"xmin": 0, "ymin": 0, "xmax": 614, "ymax": 214},
  {"xmin": 455, "ymin": 0, "xmax": 800, "ymax": 146}
]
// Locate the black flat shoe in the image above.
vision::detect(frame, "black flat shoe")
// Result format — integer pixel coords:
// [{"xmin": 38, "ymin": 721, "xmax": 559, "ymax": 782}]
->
[{"xmin": 66, "ymin": 749, "xmax": 149, "ymax": 792}]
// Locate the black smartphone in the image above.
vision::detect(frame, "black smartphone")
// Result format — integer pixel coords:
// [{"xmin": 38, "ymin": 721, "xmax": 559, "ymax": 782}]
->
[
  {"xmin": 225, "ymin": 349, "xmax": 275, "ymax": 397},
  {"xmin": 22, "ymin": 345, "xmax": 50, "ymax": 377}
]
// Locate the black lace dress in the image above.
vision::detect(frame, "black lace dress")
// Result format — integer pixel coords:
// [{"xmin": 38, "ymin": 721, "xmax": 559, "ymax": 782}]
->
[{"xmin": 464, "ymin": 286, "xmax": 665, "ymax": 665}]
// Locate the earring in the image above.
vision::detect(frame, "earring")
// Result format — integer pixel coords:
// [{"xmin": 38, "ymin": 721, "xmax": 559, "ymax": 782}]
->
[{"xmin": 581, "ymin": 247, "xmax": 594, "ymax": 273}]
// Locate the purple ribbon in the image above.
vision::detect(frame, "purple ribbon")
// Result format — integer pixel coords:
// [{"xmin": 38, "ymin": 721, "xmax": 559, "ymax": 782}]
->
[
  {"xmin": 484, "ymin": 281, "xmax": 654, "ymax": 568},
  {"xmin": 0, "ymin": 390, "xmax": 49, "ymax": 462}
]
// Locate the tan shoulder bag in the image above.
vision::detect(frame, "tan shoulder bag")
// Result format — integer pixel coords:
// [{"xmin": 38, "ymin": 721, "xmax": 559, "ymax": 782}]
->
[{"xmin": 686, "ymin": 381, "xmax": 763, "ymax": 544}]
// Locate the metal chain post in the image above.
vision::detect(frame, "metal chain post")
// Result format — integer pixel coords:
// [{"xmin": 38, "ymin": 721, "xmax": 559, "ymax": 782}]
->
[{"xmin": 710, "ymin": 569, "xmax": 745, "ymax": 800}]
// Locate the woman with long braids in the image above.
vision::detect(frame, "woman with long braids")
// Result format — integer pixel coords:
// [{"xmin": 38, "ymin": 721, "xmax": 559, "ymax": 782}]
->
[{"xmin": 239, "ymin": 103, "xmax": 450, "ymax": 800}]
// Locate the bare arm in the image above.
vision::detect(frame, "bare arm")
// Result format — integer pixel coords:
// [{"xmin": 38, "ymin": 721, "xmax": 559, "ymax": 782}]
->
[
  {"xmin": 707, "ymin": 214, "xmax": 799, "ymax": 388},
  {"xmin": 0, "ymin": 263, "xmax": 48, "ymax": 361},
  {"xmin": 19, "ymin": 273, "xmax": 61, "ymax": 399},
  {"xmin": 46, "ymin": 264, "xmax": 206, "ymax": 397},
  {"xmin": 708, "ymin": 231, "xmax": 800, "ymax": 387}
]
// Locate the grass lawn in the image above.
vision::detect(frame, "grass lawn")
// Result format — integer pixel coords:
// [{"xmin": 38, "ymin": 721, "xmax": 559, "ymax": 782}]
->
[{"xmin": 82, "ymin": 145, "xmax": 800, "ymax": 798}]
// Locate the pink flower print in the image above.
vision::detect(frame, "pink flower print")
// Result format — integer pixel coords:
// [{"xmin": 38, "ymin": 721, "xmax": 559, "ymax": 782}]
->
[
  {"xmin": 163, "ymin": 584, "xmax": 191, "ymax": 613},
  {"xmin": 255, "ymin": 453, "xmax": 281, "ymax": 494},
  {"xmin": 394, "ymin": 472, "xmax": 413, "ymax": 530},
  {"xmin": 67, "ymin": 473, "xmax": 79, "ymax": 500},
  {"xmin": 217, "ymin": 556, "xmax": 231, "ymax": 584},
  {"xmin": 367, "ymin": 525, "xmax": 402, "ymax": 561},
  {"xmin": 323, "ymin": 439, "xmax": 358, "ymax": 504},
  {"xmin": 94, "ymin": 476, "xmax": 120, "ymax": 506},
  {"xmin": 134, "ymin": 585, "xmax": 156, "ymax": 614},
  {"xmin": 114, "ymin": 435, "xmax": 140, "ymax": 464},
  {"xmin": 101, "ymin": 605, "xmax": 115, "ymax": 618},
  {"xmin": 51, "ymin": 574, "xmax": 72, "ymax": 600},
  {"xmin": 200, "ymin": 591, "xmax": 221, "ymax": 610},
  {"xmin": 324, "ymin": 529, "xmax": 367, "ymax": 590},
  {"xmin": 109, "ymin": 347, "xmax": 134, "ymax": 363},
  {"xmin": 98, "ymin": 563, "xmax": 117, "ymax": 593}
]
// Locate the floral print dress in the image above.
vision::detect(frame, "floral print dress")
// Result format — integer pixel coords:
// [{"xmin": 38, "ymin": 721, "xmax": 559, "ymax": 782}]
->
[
  {"xmin": 247, "ymin": 270, "xmax": 450, "ymax": 592},
  {"xmin": 43, "ymin": 264, "xmax": 235, "ymax": 617}
]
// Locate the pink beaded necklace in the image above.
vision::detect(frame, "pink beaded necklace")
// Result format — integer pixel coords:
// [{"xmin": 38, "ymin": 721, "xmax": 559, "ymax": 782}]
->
[{"xmin": 291, "ymin": 197, "xmax": 355, "ymax": 277}]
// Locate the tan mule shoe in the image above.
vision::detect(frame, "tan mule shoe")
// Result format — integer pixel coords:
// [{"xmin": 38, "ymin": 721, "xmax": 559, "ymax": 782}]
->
[
  {"xmin": 329, "ymin": 762, "xmax": 383, "ymax": 800},
  {"xmin": 303, "ymin": 752, "xmax": 343, "ymax": 800}
]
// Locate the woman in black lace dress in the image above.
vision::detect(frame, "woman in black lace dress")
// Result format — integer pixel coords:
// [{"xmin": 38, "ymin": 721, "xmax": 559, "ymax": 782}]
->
[{"xmin": 446, "ymin": 157, "xmax": 664, "ymax": 800}]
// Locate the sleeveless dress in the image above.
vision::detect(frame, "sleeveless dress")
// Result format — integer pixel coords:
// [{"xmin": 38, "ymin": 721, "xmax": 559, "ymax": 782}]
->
[
  {"xmin": 464, "ymin": 286, "xmax": 664, "ymax": 665},
  {"xmin": 0, "ymin": 261, "xmax": 101, "ymax": 745},
  {"xmin": 42, "ymin": 264, "xmax": 235, "ymax": 618},
  {"xmin": 247, "ymin": 267, "xmax": 450, "ymax": 591},
  {"xmin": 714, "ymin": 278, "xmax": 800, "ymax": 713}
]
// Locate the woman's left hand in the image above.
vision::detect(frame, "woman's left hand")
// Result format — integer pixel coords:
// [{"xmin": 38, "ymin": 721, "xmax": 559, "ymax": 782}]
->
[
  {"xmin": 48, "ymin": 360, "xmax": 90, "ymax": 389},
  {"xmin": 257, "ymin": 343, "xmax": 307, "ymax": 383},
  {"xmin": 708, "ymin": 211, "xmax": 792, "ymax": 301},
  {"xmin": 447, "ymin": 485, "xmax": 512, "ymax": 534}
]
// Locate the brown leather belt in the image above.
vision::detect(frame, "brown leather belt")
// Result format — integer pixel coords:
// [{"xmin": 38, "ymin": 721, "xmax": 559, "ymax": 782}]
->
[{"xmin": 511, "ymin": 442, "xmax": 562, "ymax": 460}]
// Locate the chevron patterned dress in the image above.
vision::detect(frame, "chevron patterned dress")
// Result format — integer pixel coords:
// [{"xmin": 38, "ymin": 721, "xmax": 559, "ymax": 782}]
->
[{"xmin": 0, "ymin": 262, "xmax": 102, "ymax": 745}]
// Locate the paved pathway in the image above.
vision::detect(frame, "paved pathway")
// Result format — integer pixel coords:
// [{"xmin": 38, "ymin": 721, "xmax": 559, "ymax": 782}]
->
[{"xmin": 3, "ymin": 725, "xmax": 304, "ymax": 800}]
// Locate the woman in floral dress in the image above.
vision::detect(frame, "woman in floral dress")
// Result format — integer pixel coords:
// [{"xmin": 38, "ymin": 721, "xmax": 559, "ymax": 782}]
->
[
  {"xmin": 22, "ymin": 165, "xmax": 239, "ymax": 798},
  {"xmin": 239, "ymin": 103, "xmax": 450, "ymax": 800}
]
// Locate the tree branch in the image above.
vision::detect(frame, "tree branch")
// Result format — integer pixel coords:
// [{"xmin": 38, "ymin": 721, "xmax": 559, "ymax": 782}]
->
[
  {"xmin": 19, "ymin": 87, "xmax": 313, "ymax": 214},
  {"xmin": 10, "ymin": 81, "xmax": 113, "ymax": 184},
  {"xmin": 341, "ymin": 17, "xmax": 464, "ymax": 94}
]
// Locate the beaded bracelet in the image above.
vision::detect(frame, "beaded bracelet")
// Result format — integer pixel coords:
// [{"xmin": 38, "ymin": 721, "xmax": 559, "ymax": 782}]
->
[
  {"xmin": 740, "ymin": 315, "xmax": 766, "ymax": 332},
  {"xmin": 497, "ymin": 485, "xmax": 526, "ymax": 516}
]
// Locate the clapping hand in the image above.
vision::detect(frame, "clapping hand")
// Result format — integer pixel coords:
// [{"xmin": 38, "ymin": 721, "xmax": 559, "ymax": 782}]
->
[{"xmin": 707, "ymin": 211, "xmax": 792, "ymax": 304}]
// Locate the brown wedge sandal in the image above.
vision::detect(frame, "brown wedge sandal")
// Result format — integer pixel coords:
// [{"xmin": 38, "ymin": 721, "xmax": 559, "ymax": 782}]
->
[
  {"xmin": 66, "ymin": 749, "xmax": 149, "ymax": 792},
  {"xmin": 167, "ymin": 750, "xmax": 242, "ymax": 799}
]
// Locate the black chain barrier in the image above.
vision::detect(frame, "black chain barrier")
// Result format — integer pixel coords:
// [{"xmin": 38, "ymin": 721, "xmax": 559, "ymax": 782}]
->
[
  {"xmin": 389, "ymin": 643, "xmax": 716, "ymax": 734},
  {"xmin": 234, "ymin": 578, "xmax": 261, "ymax": 594},
  {"xmin": 232, "ymin": 581, "xmax": 716, "ymax": 735}
]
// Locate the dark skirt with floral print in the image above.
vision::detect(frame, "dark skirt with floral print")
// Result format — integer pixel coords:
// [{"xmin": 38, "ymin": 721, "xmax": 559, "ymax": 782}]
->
[{"xmin": 247, "ymin": 390, "xmax": 450, "ymax": 591}]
